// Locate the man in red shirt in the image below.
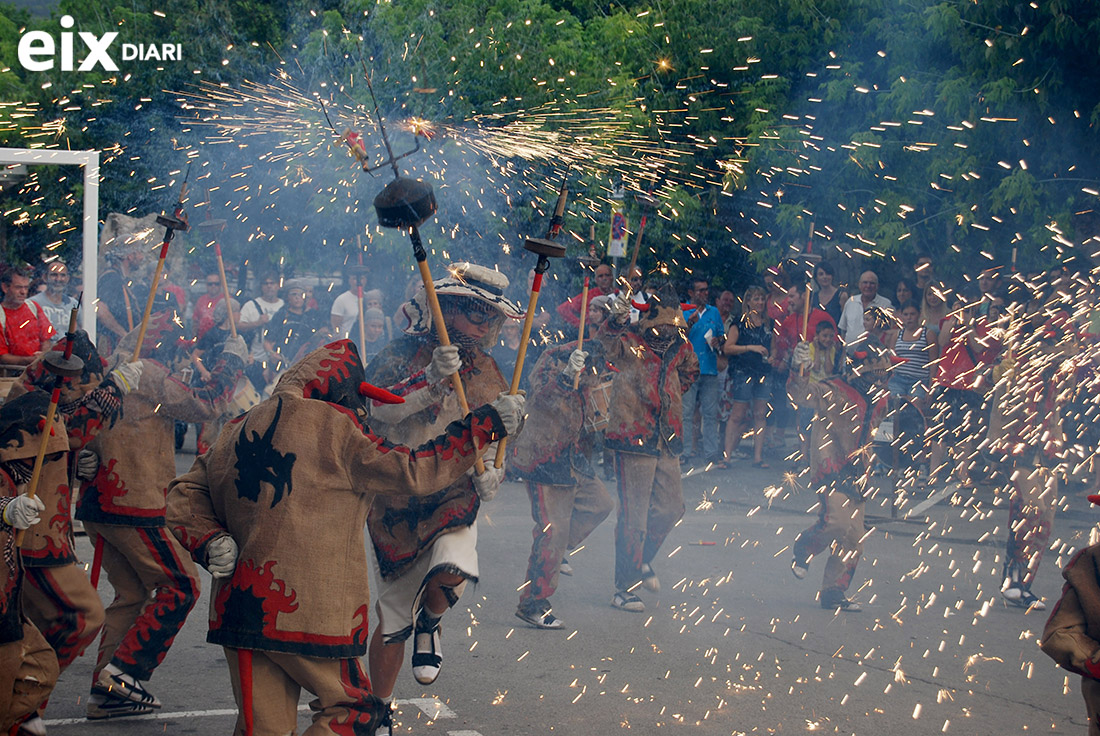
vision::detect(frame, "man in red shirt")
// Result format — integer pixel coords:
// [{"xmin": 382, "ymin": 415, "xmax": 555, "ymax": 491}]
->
[
  {"xmin": 928, "ymin": 298, "xmax": 1001, "ymax": 487},
  {"xmin": 0, "ymin": 268, "xmax": 55, "ymax": 368},
  {"xmin": 191, "ymin": 272, "xmax": 224, "ymax": 340},
  {"xmin": 557, "ymin": 264, "xmax": 614, "ymax": 328}
]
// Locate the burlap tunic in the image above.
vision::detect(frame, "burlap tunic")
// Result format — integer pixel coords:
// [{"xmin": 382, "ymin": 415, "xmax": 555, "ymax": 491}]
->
[
  {"xmin": 78, "ymin": 360, "xmax": 237, "ymax": 527},
  {"xmin": 596, "ymin": 321, "xmax": 698, "ymax": 457},
  {"xmin": 364, "ymin": 336, "xmax": 507, "ymax": 581},
  {"xmin": 167, "ymin": 340, "xmax": 505, "ymax": 657},
  {"xmin": 1042, "ymin": 545, "xmax": 1100, "ymax": 735}
]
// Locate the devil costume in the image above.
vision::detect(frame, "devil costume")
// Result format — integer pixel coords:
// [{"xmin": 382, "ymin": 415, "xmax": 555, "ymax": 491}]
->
[
  {"xmin": 0, "ymin": 392, "xmax": 65, "ymax": 732},
  {"xmin": 510, "ymin": 341, "xmax": 614, "ymax": 628},
  {"xmin": 789, "ymin": 339, "xmax": 894, "ymax": 611},
  {"xmin": 8, "ymin": 332, "xmax": 130, "ymax": 672},
  {"xmin": 1041, "ymin": 542, "xmax": 1100, "ymax": 735},
  {"xmin": 76, "ymin": 315, "xmax": 245, "ymax": 716},
  {"xmin": 167, "ymin": 339, "xmax": 507, "ymax": 735},
  {"xmin": 596, "ymin": 287, "xmax": 698, "ymax": 611}
]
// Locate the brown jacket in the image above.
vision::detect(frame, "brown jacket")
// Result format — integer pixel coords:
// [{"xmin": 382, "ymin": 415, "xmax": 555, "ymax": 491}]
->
[
  {"xmin": 510, "ymin": 341, "xmax": 603, "ymax": 485},
  {"xmin": 790, "ymin": 374, "xmax": 888, "ymax": 496},
  {"xmin": 1042, "ymin": 545, "xmax": 1100, "ymax": 680},
  {"xmin": 596, "ymin": 320, "xmax": 698, "ymax": 457},
  {"xmin": 365, "ymin": 335, "xmax": 507, "ymax": 580},
  {"xmin": 167, "ymin": 340, "xmax": 505, "ymax": 657},
  {"xmin": 0, "ymin": 392, "xmax": 68, "ymax": 642},
  {"xmin": 78, "ymin": 360, "xmax": 237, "ymax": 527}
]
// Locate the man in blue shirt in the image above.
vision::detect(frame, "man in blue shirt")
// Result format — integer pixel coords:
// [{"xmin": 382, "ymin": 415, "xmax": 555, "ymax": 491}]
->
[{"xmin": 681, "ymin": 278, "xmax": 725, "ymax": 462}]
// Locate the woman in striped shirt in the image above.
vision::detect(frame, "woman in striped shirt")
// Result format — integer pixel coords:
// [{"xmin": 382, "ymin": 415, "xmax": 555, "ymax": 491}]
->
[{"xmin": 888, "ymin": 301, "xmax": 938, "ymax": 402}]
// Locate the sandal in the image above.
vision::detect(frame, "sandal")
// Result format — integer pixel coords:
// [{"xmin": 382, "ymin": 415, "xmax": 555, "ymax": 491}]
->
[
  {"xmin": 752, "ymin": 460, "xmax": 771, "ymax": 469},
  {"xmin": 712, "ymin": 459, "xmax": 730, "ymax": 469}
]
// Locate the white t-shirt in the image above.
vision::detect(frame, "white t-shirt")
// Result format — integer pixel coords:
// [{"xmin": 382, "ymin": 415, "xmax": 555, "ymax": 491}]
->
[
  {"xmin": 240, "ymin": 297, "xmax": 284, "ymax": 359},
  {"xmin": 330, "ymin": 290, "xmax": 359, "ymax": 338},
  {"xmin": 28, "ymin": 293, "xmax": 81, "ymax": 338},
  {"xmin": 837, "ymin": 293, "xmax": 893, "ymax": 340}
]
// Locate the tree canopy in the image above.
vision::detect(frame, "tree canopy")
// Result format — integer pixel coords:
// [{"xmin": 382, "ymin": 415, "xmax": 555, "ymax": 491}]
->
[{"xmin": 0, "ymin": 0, "xmax": 1094, "ymax": 291}]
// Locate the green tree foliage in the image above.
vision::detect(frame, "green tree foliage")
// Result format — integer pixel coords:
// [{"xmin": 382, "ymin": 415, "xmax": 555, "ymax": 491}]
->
[{"xmin": 0, "ymin": 0, "xmax": 1094, "ymax": 290}]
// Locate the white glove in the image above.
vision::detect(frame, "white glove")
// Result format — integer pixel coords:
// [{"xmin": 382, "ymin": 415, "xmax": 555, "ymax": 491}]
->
[
  {"xmin": 562, "ymin": 349, "xmax": 588, "ymax": 379},
  {"xmin": 3, "ymin": 493, "xmax": 44, "ymax": 530},
  {"xmin": 222, "ymin": 336, "xmax": 249, "ymax": 362},
  {"xmin": 111, "ymin": 360, "xmax": 144, "ymax": 394},
  {"xmin": 469, "ymin": 464, "xmax": 505, "ymax": 502},
  {"xmin": 792, "ymin": 342, "xmax": 812, "ymax": 369},
  {"xmin": 607, "ymin": 293, "xmax": 632, "ymax": 324},
  {"xmin": 489, "ymin": 391, "xmax": 526, "ymax": 436},
  {"xmin": 425, "ymin": 345, "xmax": 461, "ymax": 385},
  {"xmin": 76, "ymin": 449, "xmax": 99, "ymax": 482},
  {"xmin": 206, "ymin": 535, "xmax": 238, "ymax": 579}
]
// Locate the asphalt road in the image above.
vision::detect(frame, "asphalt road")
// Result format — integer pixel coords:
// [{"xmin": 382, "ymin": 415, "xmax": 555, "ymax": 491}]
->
[{"xmin": 35, "ymin": 450, "xmax": 1096, "ymax": 735}]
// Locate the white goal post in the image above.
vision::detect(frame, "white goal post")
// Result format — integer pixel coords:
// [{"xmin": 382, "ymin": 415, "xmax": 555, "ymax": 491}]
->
[{"xmin": 0, "ymin": 147, "xmax": 99, "ymax": 342}]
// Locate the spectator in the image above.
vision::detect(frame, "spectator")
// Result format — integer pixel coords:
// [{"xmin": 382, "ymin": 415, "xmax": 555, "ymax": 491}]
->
[
  {"xmin": 329, "ymin": 271, "xmax": 368, "ymax": 339},
  {"xmin": 625, "ymin": 267, "xmax": 651, "ymax": 323},
  {"xmin": 977, "ymin": 267, "xmax": 1002, "ymax": 316},
  {"xmin": 811, "ymin": 261, "xmax": 846, "ymax": 325},
  {"xmin": 888, "ymin": 300, "xmax": 938, "ymax": 402},
  {"xmin": 192, "ymin": 271, "xmax": 224, "ymax": 340},
  {"xmin": 0, "ymin": 268, "xmax": 55, "ymax": 368},
  {"xmin": 360, "ymin": 308, "xmax": 388, "ymax": 364},
  {"xmin": 920, "ymin": 282, "xmax": 950, "ymax": 333},
  {"xmin": 363, "ymin": 288, "xmax": 394, "ymax": 341},
  {"xmin": 97, "ymin": 246, "xmax": 147, "ymax": 356},
  {"xmin": 28, "ymin": 261, "xmax": 80, "ymax": 337},
  {"xmin": 238, "ymin": 273, "xmax": 284, "ymax": 388},
  {"xmin": 495, "ymin": 318, "xmax": 521, "ymax": 381},
  {"xmin": 715, "ymin": 289, "xmax": 737, "ymax": 377},
  {"xmin": 263, "ymin": 281, "xmax": 317, "ymax": 374},
  {"xmin": 721, "ymin": 286, "xmax": 772, "ymax": 468},
  {"xmin": 557, "ymin": 264, "xmax": 613, "ymax": 328},
  {"xmin": 913, "ymin": 255, "xmax": 935, "ymax": 293},
  {"xmin": 894, "ymin": 278, "xmax": 917, "ymax": 313},
  {"xmin": 681, "ymin": 278, "xmax": 725, "ymax": 463},
  {"xmin": 837, "ymin": 270, "xmax": 892, "ymax": 340}
]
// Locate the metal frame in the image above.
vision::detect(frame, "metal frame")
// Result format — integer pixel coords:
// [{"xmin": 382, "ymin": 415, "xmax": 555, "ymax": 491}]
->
[{"xmin": 0, "ymin": 148, "xmax": 100, "ymax": 341}]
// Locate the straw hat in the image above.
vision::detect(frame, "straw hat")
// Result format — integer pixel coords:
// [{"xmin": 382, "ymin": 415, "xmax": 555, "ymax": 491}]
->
[{"xmin": 398, "ymin": 262, "xmax": 522, "ymax": 335}]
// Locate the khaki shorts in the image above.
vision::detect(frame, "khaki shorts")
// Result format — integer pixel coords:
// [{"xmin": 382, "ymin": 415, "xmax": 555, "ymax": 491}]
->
[{"xmin": 372, "ymin": 521, "xmax": 478, "ymax": 643}]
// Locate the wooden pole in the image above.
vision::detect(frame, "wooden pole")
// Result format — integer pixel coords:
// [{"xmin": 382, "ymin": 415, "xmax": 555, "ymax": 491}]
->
[
  {"xmin": 572, "ymin": 275, "xmax": 591, "ymax": 390},
  {"xmin": 493, "ymin": 175, "xmax": 570, "ymax": 469},
  {"xmin": 132, "ymin": 178, "xmax": 189, "ymax": 361},
  {"xmin": 214, "ymin": 243, "xmax": 237, "ymax": 339},
  {"xmin": 624, "ymin": 215, "xmax": 647, "ymax": 287},
  {"xmin": 14, "ymin": 306, "xmax": 79, "ymax": 548},
  {"xmin": 357, "ymin": 237, "xmax": 367, "ymax": 361},
  {"xmin": 411, "ymin": 231, "xmax": 485, "ymax": 475}
]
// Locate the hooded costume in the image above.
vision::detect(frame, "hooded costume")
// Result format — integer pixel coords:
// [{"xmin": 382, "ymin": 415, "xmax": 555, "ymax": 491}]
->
[
  {"xmin": 366, "ymin": 264, "xmax": 515, "ymax": 585},
  {"xmin": 789, "ymin": 339, "xmax": 894, "ymax": 609},
  {"xmin": 76, "ymin": 315, "xmax": 244, "ymax": 706},
  {"xmin": 596, "ymin": 286, "xmax": 698, "ymax": 602},
  {"xmin": 987, "ymin": 317, "xmax": 1077, "ymax": 606},
  {"xmin": 363, "ymin": 262, "xmax": 519, "ymax": 695},
  {"xmin": 9, "ymin": 332, "xmax": 128, "ymax": 670},
  {"xmin": 167, "ymin": 339, "xmax": 505, "ymax": 735},
  {"xmin": 1041, "ymin": 542, "xmax": 1100, "ymax": 735},
  {"xmin": 510, "ymin": 341, "xmax": 614, "ymax": 625},
  {"xmin": 0, "ymin": 392, "xmax": 65, "ymax": 731}
]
